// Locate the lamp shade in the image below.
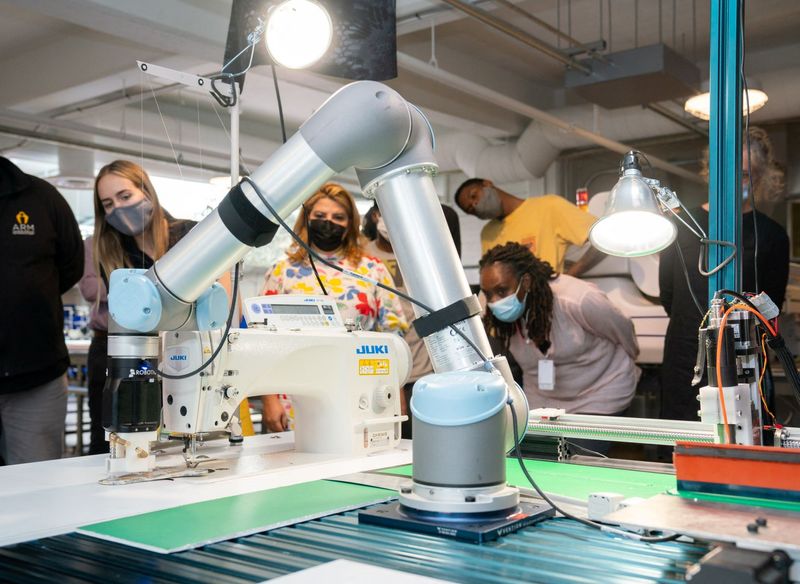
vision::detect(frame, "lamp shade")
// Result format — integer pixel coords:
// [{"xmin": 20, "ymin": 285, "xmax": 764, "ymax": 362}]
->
[{"xmin": 589, "ymin": 171, "xmax": 677, "ymax": 257}]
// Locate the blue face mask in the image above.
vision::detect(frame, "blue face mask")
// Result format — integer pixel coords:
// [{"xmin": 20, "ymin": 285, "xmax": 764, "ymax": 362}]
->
[{"xmin": 488, "ymin": 280, "xmax": 527, "ymax": 323}]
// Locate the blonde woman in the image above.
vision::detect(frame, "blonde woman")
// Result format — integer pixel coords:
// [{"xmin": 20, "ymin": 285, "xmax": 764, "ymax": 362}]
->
[{"xmin": 79, "ymin": 160, "xmax": 196, "ymax": 454}]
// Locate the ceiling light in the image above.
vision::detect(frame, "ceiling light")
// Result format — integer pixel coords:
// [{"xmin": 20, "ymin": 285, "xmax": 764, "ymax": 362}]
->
[
  {"xmin": 684, "ymin": 88, "xmax": 768, "ymax": 121},
  {"xmin": 266, "ymin": 0, "xmax": 333, "ymax": 70}
]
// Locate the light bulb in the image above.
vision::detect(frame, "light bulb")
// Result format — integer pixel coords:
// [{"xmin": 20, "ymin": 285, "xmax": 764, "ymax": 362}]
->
[
  {"xmin": 266, "ymin": 0, "xmax": 333, "ymax": 70},
  {"xmin": 589, "ymin": 211, "xmax": 677, "ymax": 257},
  {"xmin": 684, "ymin": 88, "xmax": 768, "ymax": 121}
]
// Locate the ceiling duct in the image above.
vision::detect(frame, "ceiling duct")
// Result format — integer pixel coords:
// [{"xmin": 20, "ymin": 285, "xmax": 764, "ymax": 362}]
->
[
  {"xmin": 46, "ymin": 147, "xmax": 95, "ymax": 190},
  {"xmin": 435, "ymin": 103, "xmax": 687, "ymax": 184},
  {"xmin": 565, "ymin": 44, "xmax": 700, "ymax": 109}
]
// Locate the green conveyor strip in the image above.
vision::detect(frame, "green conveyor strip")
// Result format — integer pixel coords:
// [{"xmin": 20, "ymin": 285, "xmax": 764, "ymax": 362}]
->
[
  {"xmin": 380, "ymin": 458, "xmax": 676, "ymax": 500},
  {"xmin": 673, "ymin": 489, "xmax": 800, "ymax": 513},
  {"xmin": 79, "ymin": 480, "xmax": 395, "ymax": 553}
]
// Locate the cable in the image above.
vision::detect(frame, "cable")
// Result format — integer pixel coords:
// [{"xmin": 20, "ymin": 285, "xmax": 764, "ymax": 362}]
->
[
  {"xmin": 145, "ymin": 262, "xmax": 241, "ymax": 380},
  {"xmin": 268, "ymin": 67, "xmax": 327, "ymax": 297},
  {"xmin": 508, "ymin": 400, "xmax": 680, "ymax": 543},
  {"xmin": 302, "ymin": 203, "xmax": 329, "ymax": 295},
  {"xmin": 209, "ymin": 42, "xmax": 256, "ymax": 108},
  {"xmin": 566, "ymin": 440, "xmax": 608, "ymax": 459},
  {"xmin": 740, "ymin": 0, "xmax": 759, "ymax": 294},
  {"xmin": 714, "ymin": 289, "xmax": 758, "ymax": 311},
  {"xmin": 240, "ymin": 176, "xmax": 492, "ymax": 365},
  {"xmin": 758, "ymin": 333, "xmax": 778, "ymax": 426},
  {"xmin": 673, "ymin": 240, "xmax": 705, "ymax": 317},
  {"xmin": 715, "ymin": 302, "xmax": 779, "ymax": 443},
  {"xmin": 698, "ymin": 238, "xmax": 737, "ymax": 277},
  {"xmin": 271, "ymin": 65, "xmax": 288, "ymax": 143}
]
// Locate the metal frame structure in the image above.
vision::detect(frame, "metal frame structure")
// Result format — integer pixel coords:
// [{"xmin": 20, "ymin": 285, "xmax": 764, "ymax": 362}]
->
[{"xmin": 708, "ymin": 0, "xmax": 743, "ymax": 300}]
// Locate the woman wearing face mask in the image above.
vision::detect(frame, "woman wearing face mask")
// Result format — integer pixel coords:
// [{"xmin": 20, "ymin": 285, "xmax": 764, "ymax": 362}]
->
[
  {"xmin": 480, "ymin": 242, "xmax": 639, "ymax": 421},
  {"xmin": 261, "ymin": 183, "xmax": 408, "ymax": 432},
  {"xmin": 79, "ymin": 160, "xmax": 196, "ymax": 454}
]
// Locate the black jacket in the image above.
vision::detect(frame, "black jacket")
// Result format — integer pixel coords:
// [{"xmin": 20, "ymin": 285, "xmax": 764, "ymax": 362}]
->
[
  {"xmin": 0, "ymin": 157, "xmax": 84, "ymax": 393},
  {"xmin": 658, "ymin": 206, "xmax": 789, "ymax": 420}
]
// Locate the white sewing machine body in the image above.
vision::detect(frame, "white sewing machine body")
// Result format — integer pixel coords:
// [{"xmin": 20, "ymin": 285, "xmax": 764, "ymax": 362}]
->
[{"xmin": 161, "ymin": 295, "xmax": 409, "ymax": 455}]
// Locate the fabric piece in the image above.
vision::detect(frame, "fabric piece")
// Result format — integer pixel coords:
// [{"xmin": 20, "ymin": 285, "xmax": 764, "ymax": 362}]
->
[
  {"xmin": 508, "ymin": 275, "xmax": 639, "ymax": 414},
  {"xmin": 79, "ymin": 480, "xmax": 396, "ymax": 553},
  {"xmin": 0, "ymin": 374, "xmax": 67, "ymax": 464},
  {"xmin": 380, "ymin": 459, "xmax": 676, "ymax": 501},
  {"xmin": 480, "ymin": 195, "xmax": 597, "ymax": 272},
  {"xmin": 263, "ymin": 252, "xmax": 407, "ymax": 334}
]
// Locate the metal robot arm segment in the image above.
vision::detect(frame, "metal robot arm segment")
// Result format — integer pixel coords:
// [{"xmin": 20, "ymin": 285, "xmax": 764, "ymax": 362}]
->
[{"xmin": 109, "ymin": 81, "xmax": 413, "ymax": 333}]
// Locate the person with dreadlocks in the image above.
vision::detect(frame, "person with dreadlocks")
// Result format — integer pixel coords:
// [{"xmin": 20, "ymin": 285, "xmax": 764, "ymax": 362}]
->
[{"xmin": 479, "ymin": 242, "xmax": 639, "ymax": 416}]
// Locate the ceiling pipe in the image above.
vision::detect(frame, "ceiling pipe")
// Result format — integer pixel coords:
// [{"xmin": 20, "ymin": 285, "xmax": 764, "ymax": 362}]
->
[
  {"xmin": 397, "ymin": 52, "xmax": 703, "ymax": 184},
  {"xmin": 434, "ymin": 103, "xmax": 696, "ymax": 184},
  {"xmin": 491, "ymin": 0, "xmax": 604, "ymax": 60},
  {"xmin": 437, "ymin": 0, "xmax": 592, "ymax": 74},
  {"xmin": 0, "ymin": 124, "xmax": 232, "ymax": 176},
  {"xmin": 0, "ymin": 107, "xmax": 265, "ymax": 170}
]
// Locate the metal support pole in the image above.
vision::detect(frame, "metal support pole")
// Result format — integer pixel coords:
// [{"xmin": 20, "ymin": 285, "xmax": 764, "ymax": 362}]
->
[
  {"xmin": 230, "ymin": 83, "xmax": 240, "ymax": 185},
  {"xmin": 708, "ymin": 0, "xmax": 742, "ymax": 301}
]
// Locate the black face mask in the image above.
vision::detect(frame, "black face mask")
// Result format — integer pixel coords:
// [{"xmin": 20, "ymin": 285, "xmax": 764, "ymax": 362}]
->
[{"xmin": 308, "ymin": 219, "xmax": 346, "ymax": 252}]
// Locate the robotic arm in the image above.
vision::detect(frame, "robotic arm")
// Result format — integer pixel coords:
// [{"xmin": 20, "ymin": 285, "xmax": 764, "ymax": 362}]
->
[{"xmin": 105, "ymin": 82, "xmax": 527, "ymax": 493}]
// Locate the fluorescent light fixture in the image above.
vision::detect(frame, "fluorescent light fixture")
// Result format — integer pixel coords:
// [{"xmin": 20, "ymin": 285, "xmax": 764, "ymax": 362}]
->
[
  {"xmin": 589, "ymin": 151, "xmax": 678, "ymax": 257},
  {"xmin": 266, "ymin": 0, "xmax": 333, "ymax": 70},
  {"xmin": 684, "ymin": 88, "xmax": 768, "ymax": 121}
]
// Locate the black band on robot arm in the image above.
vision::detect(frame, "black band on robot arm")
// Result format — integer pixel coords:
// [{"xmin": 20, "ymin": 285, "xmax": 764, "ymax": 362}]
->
[
  {"xmin": 218, "ymin": 183, "xmax": 280, "ymax": 248},
  {"xmin": 413, "ymin": 295, "xmax": 482, "ymax": 339}
]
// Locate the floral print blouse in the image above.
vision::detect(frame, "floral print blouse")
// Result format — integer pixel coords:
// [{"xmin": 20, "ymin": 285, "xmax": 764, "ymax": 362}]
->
[{"xmin": 262, "ymin": 251, "xmax": 408, "ymax": 334}]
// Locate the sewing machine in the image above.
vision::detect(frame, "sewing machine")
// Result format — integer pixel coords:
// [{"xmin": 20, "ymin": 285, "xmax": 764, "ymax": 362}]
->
[{"xmin": 105, "ymin": 294, "xmax": 410, "ymax": 475}]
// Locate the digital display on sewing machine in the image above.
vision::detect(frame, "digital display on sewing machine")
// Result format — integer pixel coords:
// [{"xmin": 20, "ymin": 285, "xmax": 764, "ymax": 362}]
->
[
  {"xmin": 263, "ymin": 303, "xmax": 320, "ymax": 315},
  {"xmin": 245, "ymin": 294, "xmax": 344, "ymax": 330}
]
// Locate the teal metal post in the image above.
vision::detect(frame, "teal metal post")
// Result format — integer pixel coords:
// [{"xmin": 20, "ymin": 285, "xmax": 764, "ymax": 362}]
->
[{"xmin": 708, "ymin": 0, "xmax": 742, "ymax": 302}]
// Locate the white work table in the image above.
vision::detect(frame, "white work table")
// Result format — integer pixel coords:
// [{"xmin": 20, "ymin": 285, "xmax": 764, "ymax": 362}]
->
[{"xmin": 0, "ymin": 434, "xmax": 411, "ymax": 547}]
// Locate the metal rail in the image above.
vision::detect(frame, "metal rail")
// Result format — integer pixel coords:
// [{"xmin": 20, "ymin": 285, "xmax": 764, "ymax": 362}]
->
[
  {"xmin": 527, "ymin": 413, "xmax": 800, "ymax": 449},
  {"xmin": 527, "ymin": 413, "xmax": 718, "ymax": 445}
]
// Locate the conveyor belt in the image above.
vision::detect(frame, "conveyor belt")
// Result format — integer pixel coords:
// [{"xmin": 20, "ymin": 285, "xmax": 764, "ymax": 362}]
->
[{"xmin": 0, "ymin": 507, "xmax": 709, "ymax": 584}]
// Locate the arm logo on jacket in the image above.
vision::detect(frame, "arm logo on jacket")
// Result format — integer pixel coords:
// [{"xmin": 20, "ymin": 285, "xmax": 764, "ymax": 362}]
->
[{"xmin": 12, "ymin": 210, "xmax": 35, "ymax": 235}]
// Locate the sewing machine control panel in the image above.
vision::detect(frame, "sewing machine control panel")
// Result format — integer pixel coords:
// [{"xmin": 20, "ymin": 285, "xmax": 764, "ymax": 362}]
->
[{"xmin": 243, "ymin": 295, "xmax": 344, "ymax": 330}]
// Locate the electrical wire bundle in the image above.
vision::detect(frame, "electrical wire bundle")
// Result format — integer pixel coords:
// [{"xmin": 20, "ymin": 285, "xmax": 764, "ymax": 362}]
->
[{"xmin": 712, "ymin": 289, "xmax": 800, "ymax": 443}]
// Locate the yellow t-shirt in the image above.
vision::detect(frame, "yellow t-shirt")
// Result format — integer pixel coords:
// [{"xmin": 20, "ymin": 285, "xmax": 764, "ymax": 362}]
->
[{"xmin": 480, "ymin": 195, "xmax": 597, "ymax": 272}]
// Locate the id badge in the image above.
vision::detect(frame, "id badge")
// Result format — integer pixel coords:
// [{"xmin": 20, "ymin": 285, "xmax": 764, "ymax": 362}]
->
[{"xmin": 538, "ymin": 359, "xmax": 555, "ymax": 391}]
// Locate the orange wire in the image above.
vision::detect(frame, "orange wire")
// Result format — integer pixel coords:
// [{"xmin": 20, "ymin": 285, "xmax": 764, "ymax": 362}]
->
[
  {"xmin": 715, "ymin": 304, "xmax": 778, "ymax": 444},
  {"xmin": 758, "ymin": 332, "xmax": 778, "ymax": 426}
]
